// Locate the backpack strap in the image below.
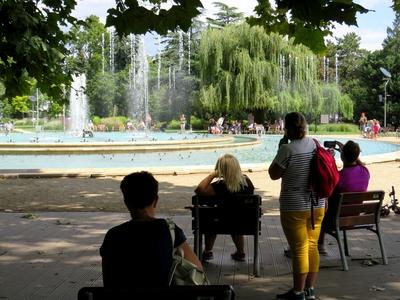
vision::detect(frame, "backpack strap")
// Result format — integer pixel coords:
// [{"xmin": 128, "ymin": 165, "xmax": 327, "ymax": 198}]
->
[
  {"xmin": 310, "ymin": 139, "xmax": 320, "ymax": 230},
  {"xmin": 165, "ymin": 218, "xmax": 175, "ymax": 251}
]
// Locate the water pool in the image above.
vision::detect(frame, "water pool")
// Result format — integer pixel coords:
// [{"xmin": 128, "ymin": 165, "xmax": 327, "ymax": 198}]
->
[{"xmin": 0, "ymin": 133, "xmax": 398, "ymax": 170}]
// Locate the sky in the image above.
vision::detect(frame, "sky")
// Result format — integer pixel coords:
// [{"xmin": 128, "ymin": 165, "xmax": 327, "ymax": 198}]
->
[{"xmin": 73, "ymin": 0, "xmax": 396, "ymax": 53}]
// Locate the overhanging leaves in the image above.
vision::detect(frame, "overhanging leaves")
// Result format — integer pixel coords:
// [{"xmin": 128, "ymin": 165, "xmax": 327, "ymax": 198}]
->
[{"xmin": 106, "ymin": 0, "xmax": 203, "ymax": 35}]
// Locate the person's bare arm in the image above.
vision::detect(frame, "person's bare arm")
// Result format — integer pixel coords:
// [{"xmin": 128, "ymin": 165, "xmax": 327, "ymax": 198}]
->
[
  {"xmin": 194, "ymin": 171, "xmax": 218, "ymax": 196},
  {"xmin": 180, "ymin": 241, "xmax": 203, "ymax": 270}
]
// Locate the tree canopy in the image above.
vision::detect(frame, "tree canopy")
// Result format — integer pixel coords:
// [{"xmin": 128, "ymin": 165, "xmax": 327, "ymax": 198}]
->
[
  {"xmin": 247, "ymin": 0, "xmax": 369, "ymax": 53},
  {"xmin": 206, "ymin": 2, "xmax": 244, "ymax": 28},
  {"xmin": 0, "ymin": 0, "xmax": 80, "ymax": 99}
]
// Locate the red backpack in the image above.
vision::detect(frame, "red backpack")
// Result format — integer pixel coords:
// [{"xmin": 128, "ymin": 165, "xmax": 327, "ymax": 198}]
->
[
  {"xmin": 310, "ymin": 139, "xmax": 340, "ymax": 198},
  {"xmin": 309, "ymin": 139, "xmax": 340, "ymax": 228}
]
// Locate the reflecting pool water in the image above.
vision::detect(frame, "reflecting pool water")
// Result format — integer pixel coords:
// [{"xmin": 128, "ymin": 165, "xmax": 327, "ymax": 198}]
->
[{"xmin": 0, "ymin": 132, "xmax": 399, "ymax": 170}]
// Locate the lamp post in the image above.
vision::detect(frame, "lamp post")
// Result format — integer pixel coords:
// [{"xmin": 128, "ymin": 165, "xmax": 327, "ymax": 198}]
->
[
  {"xmin": 383, "ymin": 79, "xmax": 389, "ymax": 128},
  {"xmin": 379, "ymin": 67, "xmax": 391, "ymax": 128}
]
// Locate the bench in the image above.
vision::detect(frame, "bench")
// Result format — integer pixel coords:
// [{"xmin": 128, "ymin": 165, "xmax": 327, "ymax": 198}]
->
[
  {"xmin": 190, "ymin": 194, "xmax": 262, "ymax": 277},
  {"xmin": 78, "ymin": 285, "xmax": 235, "ymax": 300},
  {"xmin": 325, "ymin": 190, "xmax": 388, "ymax": 271}
]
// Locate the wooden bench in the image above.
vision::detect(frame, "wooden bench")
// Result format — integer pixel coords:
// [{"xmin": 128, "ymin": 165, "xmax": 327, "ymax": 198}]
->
[
  {"xmin": 78, "ymin": 285, "xmax": 235, "ymax": 300},
  {"xmin": 190, "ymin": 194, "xmax": 262, "ymax": 277},
  {"xmin": 324, "ymin": 190, "xmax": 388, "ymax": 271}
]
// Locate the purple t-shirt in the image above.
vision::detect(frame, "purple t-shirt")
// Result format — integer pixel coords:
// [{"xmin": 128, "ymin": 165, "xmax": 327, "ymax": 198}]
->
[{"xmin": 336, "ymin": 164, "xmax": 370, "ymax": 193}]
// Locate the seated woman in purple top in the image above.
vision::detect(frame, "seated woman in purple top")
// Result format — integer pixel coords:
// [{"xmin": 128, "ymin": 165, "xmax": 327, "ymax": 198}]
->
[{"xmin": 318, "ymin": 140, "xmax": 370, "ymax": 254}]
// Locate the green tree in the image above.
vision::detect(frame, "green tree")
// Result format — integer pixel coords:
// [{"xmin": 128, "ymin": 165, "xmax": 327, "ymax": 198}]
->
[
  {"xmin": 198, "ymin": 24, "xmax": 326, "ymax": 121},
  {"xmin": 380, "ymin": 13, "xmax": 400, "ymax": 126},
  {"xmin": 206, "ymin": 2, "xmax": 244, "ymax": 28},
  {"xmin": 106, "ymin": 0, "xmax": 203, "ymax": 36},
  {"xmin": 10, "ymin": 96, "xmax": 30, "ymax": 118},
  {"xmin": 0, "ymin": 0, "xmax": 80, "ymax": 99},
  {"xmin": 86, "ymin": 73, "xmax": 116, "ymax": 117},
  {"xmin": 247, "ymin": 0, "xmax": 369, "ymax": 53}
]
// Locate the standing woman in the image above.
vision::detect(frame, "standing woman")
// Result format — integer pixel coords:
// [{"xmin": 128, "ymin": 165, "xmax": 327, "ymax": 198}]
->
[
  {"xmin": 269, "ymin": 112, "xmax": 325, "ymax": 300},
  {"xmin": 195, "ymin": 154, "xmax": 254, "ymax": 262}
]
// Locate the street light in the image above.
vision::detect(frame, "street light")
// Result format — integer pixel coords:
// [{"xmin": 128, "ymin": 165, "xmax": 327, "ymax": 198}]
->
[{"xmin": 379, "ymin": 67, "xmax": 391, "ymax": 128}]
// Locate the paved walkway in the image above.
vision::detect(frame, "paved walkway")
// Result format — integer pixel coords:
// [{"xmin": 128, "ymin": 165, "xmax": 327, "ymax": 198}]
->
[{"xmin": 1, "ymin": 212, "xmax": 400, "ymax": 300}]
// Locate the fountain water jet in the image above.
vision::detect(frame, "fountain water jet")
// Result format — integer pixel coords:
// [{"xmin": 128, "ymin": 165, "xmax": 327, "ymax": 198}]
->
[{"xmin": 69, "ymin": 74, "xmax": 88, "ymax": 133}]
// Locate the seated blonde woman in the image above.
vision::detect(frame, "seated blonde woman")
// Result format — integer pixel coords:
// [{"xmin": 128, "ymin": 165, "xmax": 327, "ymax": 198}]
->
[{"xmin": 195, "ymin": 154, "xmax": 254, "ymax": 262}]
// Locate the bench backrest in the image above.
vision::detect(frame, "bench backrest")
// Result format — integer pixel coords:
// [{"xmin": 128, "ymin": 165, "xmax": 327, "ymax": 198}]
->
[
  {"xmin": 78, "ymin": 285, "xmax": 235, "ymax": 300},
  {"xmin": 337, "ymin": 190, "xmax": 385, "ymax": 230},
  {"xmin": 192, "ymin": 194, "xmax": 262, "ymax": 235}
]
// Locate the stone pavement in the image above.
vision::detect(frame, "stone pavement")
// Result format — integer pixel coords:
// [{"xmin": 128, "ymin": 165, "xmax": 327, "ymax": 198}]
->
[{"xmin": 1, "ymin": 211, "xmax": 400, "ymax": 300}]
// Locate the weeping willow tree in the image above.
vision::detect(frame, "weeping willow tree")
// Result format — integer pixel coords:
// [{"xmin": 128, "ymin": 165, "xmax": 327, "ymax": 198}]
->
[
  {"xmin": 321, "ymin": 84, "xmax": 354, "ymax": 119},
  {"xmin": 199, "ymin": 23, "xmax": 345, "ymax": 120}
]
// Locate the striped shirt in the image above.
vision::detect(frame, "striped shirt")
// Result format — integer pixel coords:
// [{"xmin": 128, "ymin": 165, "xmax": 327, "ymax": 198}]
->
[{"xmin": 272, "ymin": 137, "xmax": 325, "ymax": 211}]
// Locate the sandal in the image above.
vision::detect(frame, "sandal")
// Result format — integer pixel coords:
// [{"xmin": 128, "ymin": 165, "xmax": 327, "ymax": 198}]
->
[
  {"xmin": 202, "ymin": 251, "xmax": 214, "ymax": 261},
  {"xmin": 231, "ymin": 252, "xmax": 245, "ymax": 262}
]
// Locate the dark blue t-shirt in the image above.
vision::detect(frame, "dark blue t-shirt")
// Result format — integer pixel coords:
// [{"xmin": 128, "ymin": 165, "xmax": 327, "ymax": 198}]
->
[{"xmin": 100, "ymin": 218, "xmax": 186, "ymax": 288}]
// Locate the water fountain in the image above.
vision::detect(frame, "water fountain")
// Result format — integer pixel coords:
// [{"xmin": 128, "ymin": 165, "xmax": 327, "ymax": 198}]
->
[
  {"xmin": 129, "ymin": 37, "xmax": 149, "ymax": 126},
  {"xmin": 69, "ymin": 74, "xmax": 88, "ymax": 133}
]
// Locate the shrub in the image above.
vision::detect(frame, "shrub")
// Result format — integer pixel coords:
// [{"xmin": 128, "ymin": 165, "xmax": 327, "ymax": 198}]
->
[
  {"xmin": 168, "ymin": 119, "xmax": 180, "ymax": 130},
  {"xmin": 317, "ymin": 123, "xmax": 359, "ymax": 133},
  {"xmin": 190, "ymin": 116, "xmax": 206, "ymax": 130},
  {"xmin": 92, "ymin": 116, "xmax": 101, "ymax": 126},
  {"xmin": 43, "ymin": 119, "xmax": 63, "ymax": 131},
  {"xmin": 100, "ymin": 116, "xmax": 127, "ymax": 131}
]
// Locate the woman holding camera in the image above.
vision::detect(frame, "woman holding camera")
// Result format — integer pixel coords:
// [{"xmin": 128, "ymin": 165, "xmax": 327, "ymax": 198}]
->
[
  {"xmin": 269, "ymin": 112, "xmax": 325, "ymax": 300},
  {"xmin": 318, "ymin": 140, "xmax": 370, "ymax": 251}
]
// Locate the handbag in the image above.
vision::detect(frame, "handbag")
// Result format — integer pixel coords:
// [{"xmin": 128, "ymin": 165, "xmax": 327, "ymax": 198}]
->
[{"xmin": 166, "ymin": 219, "xmax": 209, "ymax": 286}]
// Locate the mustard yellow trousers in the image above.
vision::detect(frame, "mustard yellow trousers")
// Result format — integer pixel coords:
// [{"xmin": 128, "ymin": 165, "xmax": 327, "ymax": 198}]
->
[{"xmin": 280, "ymin": 208, "xmax": 325, "ymax": 274}]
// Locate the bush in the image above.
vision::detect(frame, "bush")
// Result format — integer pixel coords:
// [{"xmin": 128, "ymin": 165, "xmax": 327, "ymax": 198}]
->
[
  {"xmin": 168, "ymin": 119, "xmax": 181, "ymax": 130},
  {"xmin": 316, "ymin": 123, "xmax": 359, "ymax": 133},
  {"xmin": 92, "ymin": 116, "xmax": 101, "ymax": 126},
  {"xmin": 190, "ymin": 116, "xmax": 206, "ymax": 130},
  {"xmin": 100, "ymin": 116, "xmax": 128, "ymax": 131},
  {"xmin": 43, "ymin": 119, "xmax": 63, "ymax": 131}
]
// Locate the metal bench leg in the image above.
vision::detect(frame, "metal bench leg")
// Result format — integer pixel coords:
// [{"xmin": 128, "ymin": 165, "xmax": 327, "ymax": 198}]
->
[
  {"xmin": 343, "ymin": 230, "xmax": 349, "ymax": 256},
  {"xmin": 254, "ymin": 234, "xmax": 260, "ymax": 277},
  {"xmin": 335, "ymin": 230, "xmax": 348, "ymax": 271},
  {"xmin": 376, "ymin": 224, "xmax": 388, "ymax": 265}
]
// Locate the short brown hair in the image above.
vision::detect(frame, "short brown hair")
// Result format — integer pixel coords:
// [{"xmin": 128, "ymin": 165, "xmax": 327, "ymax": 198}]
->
[
  {"xmin": 120, "ymin": 171, "xmax": 158, "ymax": 210},
  {"xmin": 285, "ymin": 112, "xmax": 307, "ymax": 140},
  {"xmin": 342, "ymin": 141, "xmax": 360, "ymax": 163}
]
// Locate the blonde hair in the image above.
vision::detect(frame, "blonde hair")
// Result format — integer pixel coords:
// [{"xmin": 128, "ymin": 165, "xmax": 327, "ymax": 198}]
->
[{"xmin": 215, "ymin": 154, "xmax": 248, "ymax": 193}]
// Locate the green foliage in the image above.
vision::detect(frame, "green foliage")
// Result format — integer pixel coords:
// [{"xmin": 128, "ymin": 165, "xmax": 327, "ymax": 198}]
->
[
  {"xmin": 190, "ymin": 115, "xmax": 205, "ymax": 130},
  {"xmin": 0, "ymin": 0, "xmax": 81, "ymax": 99},
  {"xmin": 168, "ymin": 119, "xmax": 181, "ymax": 130},
  {"xmin": 92, "ymin": 116, "xmax": 102, "ymax": 126},
  {"xmin": 316, "ymin": 123, "xmax": 359, "ymax": 133},
  {"xmin": 199, "ymin": 24, "xmax": 326, "ymax": 118},
  {"xmin": 86, "ymin": 72, "xmax": 116, "ymax": 117},
  {"xmin": 106, "ymin": 0, "xmax": 203, "ymax": 36},
  {"xmin": 43, "ymin": 119, "xmax": 63, "ymax": 131},
  {"xmin": 206, "ymin": 2, "xmax": 244, "ymax": 28},
  {"xmin": 101, "ymin": 116, "xmax": 128, "ymax": 131},
  {"xmin": 339, "ymin": 94, "xmax": 354, "ymax": 120},
  {"xmin": 11, "ymin": 96, "xmax": 30, "ymax": 115},
  {"xmin": 247, "ymin": 0, "xmax": 369, "ymax": 53}
]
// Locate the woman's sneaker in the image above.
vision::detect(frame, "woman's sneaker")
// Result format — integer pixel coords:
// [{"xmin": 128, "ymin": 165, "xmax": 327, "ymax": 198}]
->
[
  {"xmin": 276, "ymin": 289, "xmax": 305, "ymax": 300},
  {"xmin": 304, "ymin": 287, "xmax": 316, "ymax": 300}
]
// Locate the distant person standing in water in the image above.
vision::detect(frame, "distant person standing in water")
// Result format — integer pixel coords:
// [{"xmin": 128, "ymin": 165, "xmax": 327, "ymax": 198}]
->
[
  {"xmin": 180, "ymin": 114, "xmax": 186, "ymax": 133},
  {"xmin": 359, "ymin": 112, "xmax": 367, "ymax": 138}
]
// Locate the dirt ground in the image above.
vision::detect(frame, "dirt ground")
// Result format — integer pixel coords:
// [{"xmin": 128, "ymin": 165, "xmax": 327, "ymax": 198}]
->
[{"xmin": 0, "ymin": 161, "xmax": 399, "ymax": 215}]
